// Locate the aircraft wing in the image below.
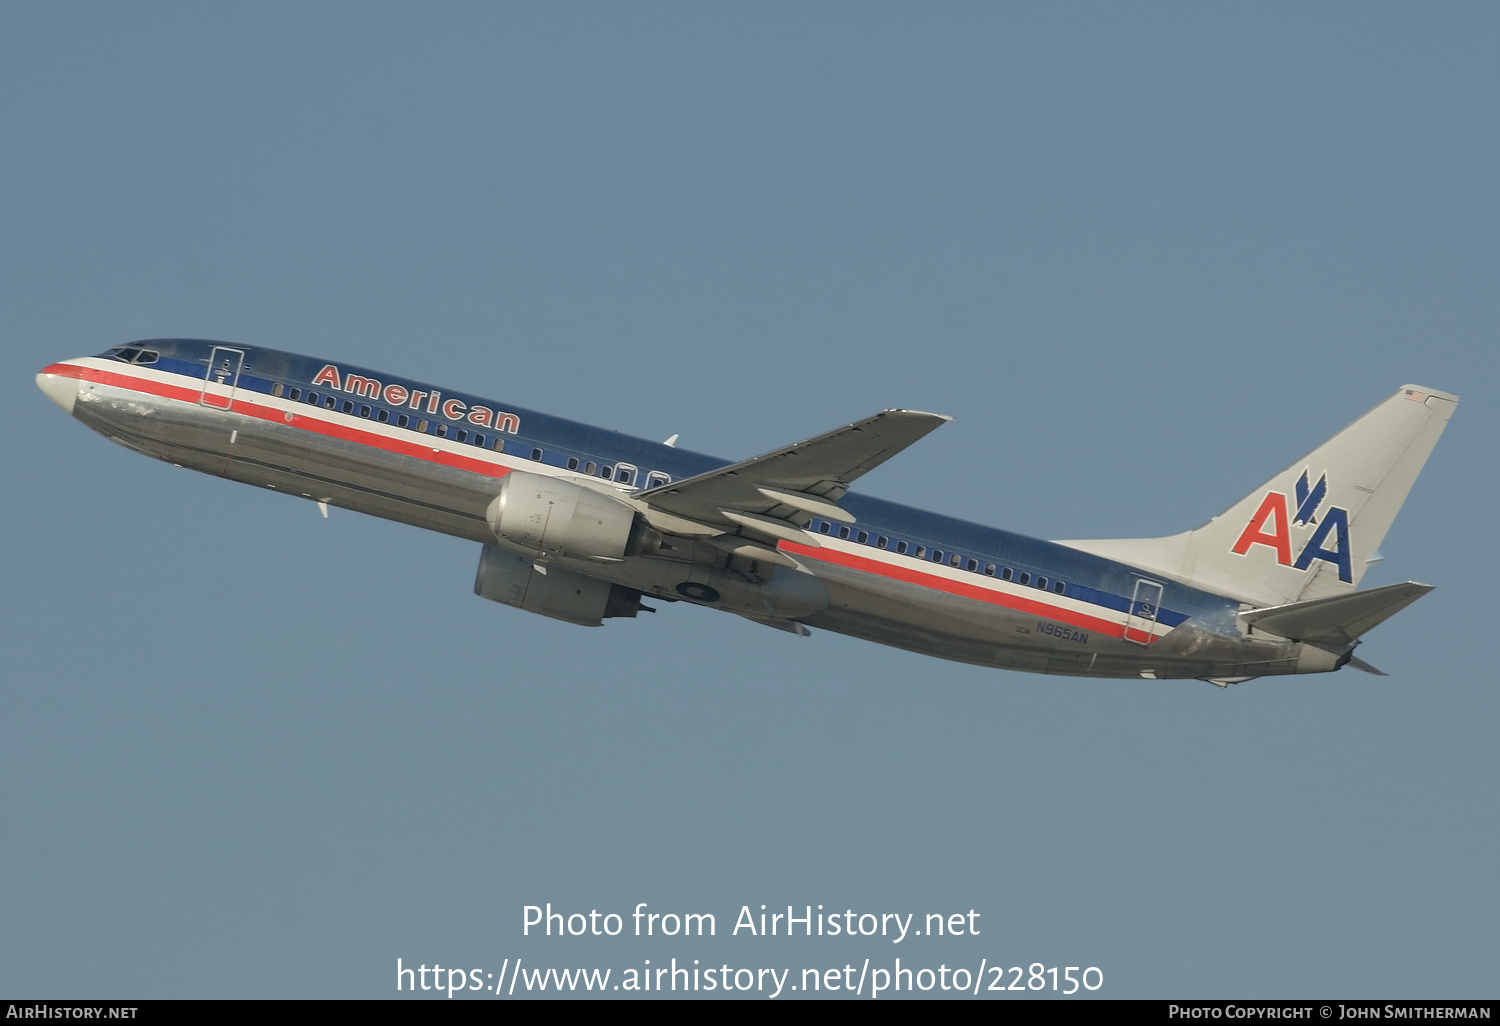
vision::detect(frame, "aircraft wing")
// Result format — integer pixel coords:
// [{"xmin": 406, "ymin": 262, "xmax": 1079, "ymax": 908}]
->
[{"xmin": 637, "ymin": 409, "xmax": 951, "ymax": 531}]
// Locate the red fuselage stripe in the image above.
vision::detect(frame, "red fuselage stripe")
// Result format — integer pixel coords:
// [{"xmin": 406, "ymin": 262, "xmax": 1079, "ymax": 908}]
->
[
  {"xmin": 44, "ymin": 363, "xmax": 513, "ymax": 479},
  {"xmin": 48, "ymin": 361, "xmax": 1154, "ymax": 640},
  {"xmin": 779, "ymin": 539, "xmax": 1138, "ymax": 641}
]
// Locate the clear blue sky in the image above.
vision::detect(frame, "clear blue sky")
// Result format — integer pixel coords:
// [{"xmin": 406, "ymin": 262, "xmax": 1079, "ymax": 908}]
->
[{"xmin": 1, "ymin": 1, "xmax": 1495, "ymax": 998}]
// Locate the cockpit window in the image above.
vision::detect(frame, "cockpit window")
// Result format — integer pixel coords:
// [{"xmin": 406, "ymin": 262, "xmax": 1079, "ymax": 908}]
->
[{"xmin": 107, "ymin": 347, "xmax": 159, "ymax": 365}]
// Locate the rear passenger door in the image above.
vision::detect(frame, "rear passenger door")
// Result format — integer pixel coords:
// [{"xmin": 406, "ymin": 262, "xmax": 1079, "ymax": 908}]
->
[{"xmin": 1124, "ymin": 578, "xmax": 1164, "ymax": 645}]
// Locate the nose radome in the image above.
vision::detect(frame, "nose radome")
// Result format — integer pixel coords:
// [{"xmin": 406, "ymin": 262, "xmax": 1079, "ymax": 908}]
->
[{"xmin": 36, "ymin": 369, "xmax": 79, "ymax": 415}]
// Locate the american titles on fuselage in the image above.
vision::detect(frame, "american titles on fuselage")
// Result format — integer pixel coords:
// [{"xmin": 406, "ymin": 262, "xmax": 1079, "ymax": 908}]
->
[{"xmin": 309, "ymin": 364, "xmax": 520, "ymax": 435}]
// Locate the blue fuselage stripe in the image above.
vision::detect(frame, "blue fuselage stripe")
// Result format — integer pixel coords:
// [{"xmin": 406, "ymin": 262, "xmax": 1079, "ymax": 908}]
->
[{"xmin": 99, "ymin": 340, "xmax": 1240, "ymax": 631}]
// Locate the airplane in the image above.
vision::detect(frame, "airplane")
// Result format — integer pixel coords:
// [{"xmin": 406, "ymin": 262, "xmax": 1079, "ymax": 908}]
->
[{"xmin": 36, "ymin": 340, "xmax": 1458, "ymax": 686}]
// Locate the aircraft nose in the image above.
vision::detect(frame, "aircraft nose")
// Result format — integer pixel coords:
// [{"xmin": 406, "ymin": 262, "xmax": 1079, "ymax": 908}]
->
[{"xmin": 36, "ymin": 367, "xmax": 79, "ymax": 415}]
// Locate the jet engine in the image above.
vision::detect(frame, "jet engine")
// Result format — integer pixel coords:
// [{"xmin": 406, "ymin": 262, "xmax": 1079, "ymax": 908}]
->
[
  {"xmin": 474, "ymin": 544, "xmax": 644, "ymax": 626},
  {"xmin": 486, "ymin": 471, "xmax": 659, "ymax": 560}
]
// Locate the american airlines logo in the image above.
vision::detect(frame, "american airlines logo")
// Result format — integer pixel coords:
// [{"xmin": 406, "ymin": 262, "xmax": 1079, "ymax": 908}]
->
[
  {"xmin": 1231, "ymin": 469, "xmax": 1353, "ymax": 583},
  {"xmin": 311, "ymin": 364, "xmax": 520, "ymax": 433}
]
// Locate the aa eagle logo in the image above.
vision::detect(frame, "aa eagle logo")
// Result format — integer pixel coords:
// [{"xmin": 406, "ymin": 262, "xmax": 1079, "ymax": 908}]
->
[{"xmin": 1231, "ymin": 469, "xmax": 1353, "ymax": 583}]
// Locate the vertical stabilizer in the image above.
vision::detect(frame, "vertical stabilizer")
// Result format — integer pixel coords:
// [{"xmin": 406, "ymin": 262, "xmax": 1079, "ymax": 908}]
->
[{"xmin": 1059, "ymin": 385, "xmax": 1458, "ymax": 607}]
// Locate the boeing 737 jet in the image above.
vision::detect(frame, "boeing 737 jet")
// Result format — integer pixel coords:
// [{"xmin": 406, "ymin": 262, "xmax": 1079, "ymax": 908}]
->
[{"xmin": 37, "ymin": 341, "xmax": 1457, "ymax": 685}]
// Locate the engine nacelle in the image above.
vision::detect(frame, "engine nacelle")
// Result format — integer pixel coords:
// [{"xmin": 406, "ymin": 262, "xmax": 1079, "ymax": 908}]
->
[
  {"xmin": 486, "ymin": 471, "xmax": 658, "ymax": 560},
  {"xmin": 474, "ymin": 544, "xmax": 643, "ymax": 626}
]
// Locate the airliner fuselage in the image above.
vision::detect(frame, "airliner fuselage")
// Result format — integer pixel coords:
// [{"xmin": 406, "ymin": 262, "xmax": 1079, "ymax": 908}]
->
[{"xmin": 37, "ymin": 339, "xmax": 1455, "ymax": 685}]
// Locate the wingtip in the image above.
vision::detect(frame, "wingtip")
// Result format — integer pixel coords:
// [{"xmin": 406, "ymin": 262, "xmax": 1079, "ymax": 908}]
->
[{"xmin": 882, "ymin": 408, "xmax": 954, "ymax": 423}]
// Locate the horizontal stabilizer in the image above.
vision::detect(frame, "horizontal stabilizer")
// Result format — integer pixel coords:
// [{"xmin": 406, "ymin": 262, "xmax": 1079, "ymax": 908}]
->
[{"xmin": 1238, "ymin": 581, "xmax": 1433, "ymax": 646}]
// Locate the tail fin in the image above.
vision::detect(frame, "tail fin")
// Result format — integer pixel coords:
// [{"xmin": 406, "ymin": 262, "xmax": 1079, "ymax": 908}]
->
[{"xmin": 1059, "ymin": 385, "xmax": 1458, "ymax": 607}]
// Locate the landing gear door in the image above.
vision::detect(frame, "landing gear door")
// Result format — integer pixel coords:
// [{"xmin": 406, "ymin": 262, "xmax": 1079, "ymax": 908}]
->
[
  {"xmin": 1124, "ymin": 578, "xmax": 1164, "ymax": 645},
  {"xmin": 199, "ymin": 346, "xmax": 245, "ymax": 410}
]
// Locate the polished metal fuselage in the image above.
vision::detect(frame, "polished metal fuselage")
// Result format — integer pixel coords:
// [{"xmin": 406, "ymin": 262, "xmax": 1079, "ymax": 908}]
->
[{"xmin": 56, "ymin": 366, "xmax": 1326, "ymax": 682}]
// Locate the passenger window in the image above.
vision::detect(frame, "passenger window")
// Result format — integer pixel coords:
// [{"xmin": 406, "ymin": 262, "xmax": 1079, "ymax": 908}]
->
[
  {"xmin": 877, "ymin": 536, "xmax": 888, "ymax": 549},
  {"xmin": 532, "ymin": 448, "xmax": 544, "ymax": 461},
  {"xmin": 306, "ymin": 391, "xmax": 318, "ymax": 404},
  {"xmin": 1053, "ymin": 580, "xmax": 1065, "ymax": 595},
  {"xmin": 473, "ymin": 434, "xmax": 485, "ymax": 447},
  {"xmin": 965, "ymin": 558, "xmax": 977, "ymax": 572},
  {"xmin": 378, "ymin": 410, "xmax": 389, "ymax": 423},
  {"xmin": 397, "ymin": 413, "xmax": 408, "ymax": 427},
  {"xmin": 950, "ymin": 554, "xmax": 961, "ymax": 567},
  {"xmin": 819, "ymin": 522, "xmax": 831, "ymax": 535},
  {"xmin": 271, "ymin": 383, "xmax": 284, "ymax": 397},
  {"xmin": 1001, "ymin": 568, "xmax": 1014, "ymax": 582},
  {"xmin": 583, "ymin": 461, "xmax": 595, "ymax": 474},
  {"xmin": 857, "ymin": 531, "xmax": 869, "ymax": 544},
  {"xmin": 600, "ymin": 465, "xmax": 613, "ymax": 478},
  {"xmin": 838, "ymin": 526, "xmax": 851, "ymax": 540},
  {"xmin": 1036, "ymin": 576, "xmax": 1047, "ymax": 589},
  {"xmin": 492, "ymin": 438, "xmax": 505, "ymax": 452},
  {"xmin": 933, "ymin": 550, "xmax": 944, "ymax": 562},
  {"xmin": 646, "ymin": 471, "xmax": 671, "ymax": 488},
  {"xmin": 984, "ymin": 563, "xmax": 996, "ymax": 576},
  {"xmin": 290, "ymin": 388, "xmax": 302, "ymax": 402},
  {"xmin": 567, "ymin": 457, "xmax": 579, "ymax": 470},
  {"xmin": 1019, "ymin": 572, "xmax": 1031, "ymax": 586},
  {"xmin": 323, "ymin": 396, "xmax": 336, "ymax": 409},
  {"xmin": 360, "ymin": 405, "xmax": 372, "ymax": 418},
  {"xmin": 896, "ymin": 541, "xmax": 908, "ymax": 554},
  {"xmin": 615, "ymin": 466, "xmax": 634, "ymax": 485},
  {"xmin": 436, "ymin": 424, "xmax": 448, "ymax": 438},
  {"xmin": 341, "ymin": 400, "xmax": 354, "ymax": 414},
  {"xmin": 416, "ymin": 419, "xmax": 428, "ymax": 433},
  {"xmin": 914, "ymin": 546, "xmax": 926, "ymax": 559},
  {"xmin": 456, "ymin": 429, "xmax": 468, "ymax": 442}
]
